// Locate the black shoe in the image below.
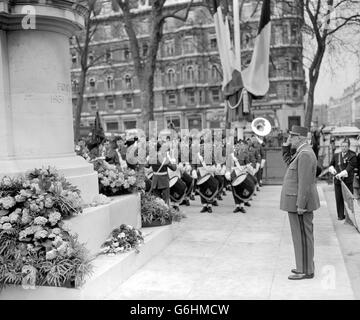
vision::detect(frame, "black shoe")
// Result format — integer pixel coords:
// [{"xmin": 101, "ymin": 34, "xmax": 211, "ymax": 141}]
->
[
  {"xmin": 338, "ymin": 217, "xmax": 345, "ymax": 221},
  {"xmin": 207, "ymin": 206, "xmax": 213, "ymax": 213},
  {"xmin": 244, "ymin": 202, "xmax": 251, "ymax": 207},
  {"xmin": 212, "ymin": 200, "xmax": 219, "ymax": 206},
  {"xmin": 239, "ymin": 207, "xmax": 246, "ymax": 213},
  {"xmin": 233, "ymin": 207, "xmax": 241, "ymax": 213},
  {"xmin": 288, "ymin": 273, "xmax": 314, "ymax": 280},
  {"xmin": 222, "ymin": 191, "xmax": 226, "ymax": 196},
  {"xmin": 190, "ymin": 195, "xmax": 195, "ymax": 201},
  {"xmin": 200, "ymin": 206, "xmax": 208, "ymax": 213},
  {"xmin": 291, "ymin": 269, "xmax": 303, "ymax": 274},
  {"xmin": 217, "ymin": 195, "xmax": 223, "ymax": 201},
  {"xmin": 185, "ymin": 199, "xmax": 190, "ymax": 206}
]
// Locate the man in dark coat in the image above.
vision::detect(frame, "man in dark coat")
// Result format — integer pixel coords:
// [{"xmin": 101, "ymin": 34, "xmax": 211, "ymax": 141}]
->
[
  {"xmin": 328, "ymin": 138, "xmax": 358, "ymax": 221},
  {"xmin": 280, "ymin": 125, "xmax": 320, "ymax": 280}
]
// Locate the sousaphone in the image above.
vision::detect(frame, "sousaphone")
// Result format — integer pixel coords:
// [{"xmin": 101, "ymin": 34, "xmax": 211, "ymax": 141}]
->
[{"xmin": 251, "ymin": 117, "xmax": 272, "ymax": 144}]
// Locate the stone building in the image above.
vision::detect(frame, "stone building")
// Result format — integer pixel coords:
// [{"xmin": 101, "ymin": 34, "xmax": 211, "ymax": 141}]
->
[
  {"xmin": 312, "ymin": 104, "xmax": 328, "ymax": 127},
  {"xmin": 327, "ymin": 80, "xmax": 360, "ymax": 128},
  {"xmin": 70, "ymin": 0, "xmax": 306, "ymax": 135}
]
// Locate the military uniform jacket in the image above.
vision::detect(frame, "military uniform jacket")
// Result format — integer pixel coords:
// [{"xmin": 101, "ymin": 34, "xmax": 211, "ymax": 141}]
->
[
  {"xmin": 280, "ymin": 143, "xmax": 320, "ymax": 213},
  {"xmin": 149, "ymin": 159, "xmax": 177, "ymax": 190},
  {"xmin": 329, "ymin": 150, "xmax": 357, "ymax": 185}
]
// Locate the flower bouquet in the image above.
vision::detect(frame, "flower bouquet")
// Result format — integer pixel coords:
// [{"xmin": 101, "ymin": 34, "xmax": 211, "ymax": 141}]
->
[
  {"xmin": 92, "ymin": 160, "xmax": 143, "ymax": 196},
  {"xmin": 0, "ymin": 168, "xmax": 92, "ymax": 290},
  {"xmin": 141, "ymin": 192, "xmax": 184, "ymax": 227},
  {"xmin": 99, "ymin": 224, "xmax": 144, "ymax": 255}
]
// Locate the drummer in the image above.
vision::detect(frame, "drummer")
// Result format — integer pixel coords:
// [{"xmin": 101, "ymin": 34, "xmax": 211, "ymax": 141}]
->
[
  {"xmin": 146, "ymin": 141, "xmax": 177, "ymax": 205},
  {"xmin": 227, "ymin": 140, "xmax": 247, "ymax": 213}
]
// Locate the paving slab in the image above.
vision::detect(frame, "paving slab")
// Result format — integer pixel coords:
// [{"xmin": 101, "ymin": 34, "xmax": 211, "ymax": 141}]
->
[{"xmin": 106, "ymin": 185, "xmax": 355, "ymax": 300}]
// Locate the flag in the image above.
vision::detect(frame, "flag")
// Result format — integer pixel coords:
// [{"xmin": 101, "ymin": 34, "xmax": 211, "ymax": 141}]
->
[
  {"xmin": 209, "ymin": 0, "xmax": 271, "ymax": 120},
  {"xmin": 90, "ymin": 111, "xmax": 105, "ymax": 148},
  {"xmin": 341, "ymin": 181, "xmax": 360, "ymax": 232}
]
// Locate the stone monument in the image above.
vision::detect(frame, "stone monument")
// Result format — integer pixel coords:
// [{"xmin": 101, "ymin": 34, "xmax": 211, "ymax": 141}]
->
[{"xmin": 0, "ymin": 0, "xmax": 98, "ymax": 203}]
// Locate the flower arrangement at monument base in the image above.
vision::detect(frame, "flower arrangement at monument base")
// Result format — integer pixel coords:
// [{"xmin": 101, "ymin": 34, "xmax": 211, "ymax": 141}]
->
[
  {"xmin": 140, "ymin": 193, "xmax": 184, "ymax": 227},
  {"xmin": 92, "ymin": 159, "xmax": 144, "ymax": 196},
  {"xmin": 99, "ymin": 224, "xmax": 144, "ymax": 255},
  {"xmin": 0, "ymin": 168, "xmax": 92, "ymax": 290}
]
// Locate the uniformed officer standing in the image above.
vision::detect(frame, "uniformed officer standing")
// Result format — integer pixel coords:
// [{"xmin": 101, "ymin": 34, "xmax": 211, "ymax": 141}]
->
[
  {"xmin": 328, "ymin": 138, "xmax": 358, "ymax": 221},
  {"xmin": 280, "ymin": 125, "xmax": 320, "ymax": 280},
  {"xmin": 147, "ymin": 142, "xmax": 177, "ymax": 205}
]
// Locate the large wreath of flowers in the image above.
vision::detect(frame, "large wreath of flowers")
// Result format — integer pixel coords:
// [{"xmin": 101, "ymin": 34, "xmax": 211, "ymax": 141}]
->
[{"xmin": 0, "ymin": 168, "xmax": 92, "ymax": 290}]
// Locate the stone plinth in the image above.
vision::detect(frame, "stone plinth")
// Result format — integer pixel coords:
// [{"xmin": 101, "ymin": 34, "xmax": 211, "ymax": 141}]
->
[{"xmin": 0, "ymin": 0, "xmax": 98, "ymax": 203}]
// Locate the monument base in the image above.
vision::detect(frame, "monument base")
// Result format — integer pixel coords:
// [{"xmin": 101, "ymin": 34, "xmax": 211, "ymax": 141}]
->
[{"xmin": 0, "ymin": 155, "xmax": 99, "ymax": 204}]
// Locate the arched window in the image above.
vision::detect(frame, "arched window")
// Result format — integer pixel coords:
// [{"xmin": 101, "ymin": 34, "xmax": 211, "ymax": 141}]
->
[
  {"xmin": 89, "ymin": 77, "xmax": 96, "ymax": 88},
  {"xmin": 187, "ymin": 66, "xmax": 194, "ymax": 82},
  {"xmin": 107, "ymin": 76, "xmax": 114, "ymax": 90},
  {"xmin": 167, "ymin": 69, "xmax": 175, "ymax": 85},
  {"xmin": 211, "ymin": 65, "xmax": 218, "ymax": 80},
  {"xmin": 125, "ymin": 75, "xmax": 132, "ymax": 88}
]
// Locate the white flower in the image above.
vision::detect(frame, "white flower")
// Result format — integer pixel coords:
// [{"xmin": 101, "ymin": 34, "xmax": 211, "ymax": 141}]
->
[
  {"xmin": 1, "ymin": 177, "xmax": 12, "ymax": 187},
  {"xmin": 46, "ymin": 249, "xmax": 57, "ymax": 260},
  {"xmin": 0, "ymin": 196, "xmax": 16, "ymax": 209},
  {"xmin": 33, "ymin": 216, "xmax": 48, "ymax": 225},
  {"xmin": 9, "ymin": 211, "xmax": 19, "ymax": 223},
  {"xmin": 118, "ymin": 232, "xmax": 126, "ymax": 238},
  {"xmin": 48, "ymin": 211, "xmax": 61, "ymax": 226},
  {"xmin": 1, "ymin": 222, "xmax": 12, "ymax": 230},
  {"xmin": 0, "ymin": 216, "xmax": 10, "ymax": 224}
]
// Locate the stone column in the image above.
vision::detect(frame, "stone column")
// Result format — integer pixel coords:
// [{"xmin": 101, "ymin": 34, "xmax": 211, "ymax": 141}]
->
[{"xmin": 0, "ymin": 0, "xmax": 98, "ymax": 203}]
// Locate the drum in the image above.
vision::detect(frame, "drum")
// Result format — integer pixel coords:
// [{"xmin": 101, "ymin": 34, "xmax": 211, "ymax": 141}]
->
[
  {"xmin": 196, "ymin": 175, "xmax": 219, "ymax": 202},
  {"xmin": 181, "ymin": 172, "xmax": 194, "ymax": 197},
  {"xmin": 169, "ymin": 175, "xmax": 179, "ymax": 188},
  {"xmin": 232, "ymin": 173, "xmax": 256, "ymax": 202},
  {"xmin": 170, "ymin": 178, "xmax": 187, "ymax": 203},
  {"xmin": 247, "ymin": 172, "xmax": 258, "ymax": 186}
]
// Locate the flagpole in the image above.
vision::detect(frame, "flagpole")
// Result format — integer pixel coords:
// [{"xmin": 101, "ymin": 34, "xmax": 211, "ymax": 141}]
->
[{"xmin": 233, "ymin": 0, "xmax": 241, "ymax": 70}]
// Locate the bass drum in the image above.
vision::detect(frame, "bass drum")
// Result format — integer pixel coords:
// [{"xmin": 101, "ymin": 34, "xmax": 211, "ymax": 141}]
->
[
  {"xmin": 181, "ymin": 172, "xmax": 194, "ymax": 197},
  {"xmin": 196, "ymin": 175, "xmax": 219, "ymax": 202},
  {"xmin": 170, "ymin": 177, "xmax": 187, "ymax": 203},
  {"xmin": 232, "ymin": 173, "xmax": 256, "ymax": 202}
]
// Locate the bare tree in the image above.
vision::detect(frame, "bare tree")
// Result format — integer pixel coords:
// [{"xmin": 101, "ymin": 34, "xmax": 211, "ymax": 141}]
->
[
  {"xmin": 282, "ymin": 0, "xmax": 360, "ymax": 128},
  {"xmin": 111, "ymin": 0, "xmax": 195, "ymax": 133}
]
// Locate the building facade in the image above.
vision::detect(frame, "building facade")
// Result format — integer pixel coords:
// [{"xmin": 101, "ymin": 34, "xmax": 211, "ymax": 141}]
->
[
  {"xmin": 312, "ymin": 104, "xmax": 328, "ymax": 127},
  {"xmin": 328, "ymin": 80, "xmax": 360, "ymax": 128},
  {"xmin": 70, "ymin": 0, "xmax": 306, "ymax": 135}
]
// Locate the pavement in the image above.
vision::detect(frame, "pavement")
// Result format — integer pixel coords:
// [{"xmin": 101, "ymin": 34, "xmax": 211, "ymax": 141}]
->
[{"xmin": 105, "ymin": 183, "xmax": 356, "ymax": 300}]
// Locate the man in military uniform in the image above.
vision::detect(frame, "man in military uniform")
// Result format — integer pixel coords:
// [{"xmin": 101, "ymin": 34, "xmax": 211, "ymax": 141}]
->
[
  {"xmin": 147, "ymin": 142, "xmax": 177, "ymax": 205},
  {"xmin": 328, "ymin": 138, "xmax": 358, "ymax": 221},
  {"xmin": 280, "ymin": 126, "xmax": 320, "ymax": 280}
]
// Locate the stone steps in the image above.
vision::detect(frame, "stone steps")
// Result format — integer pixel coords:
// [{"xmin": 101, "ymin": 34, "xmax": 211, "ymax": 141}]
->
[{"xmin": 0, "ymin": 225, "xmax": 175, "ymax": 300}]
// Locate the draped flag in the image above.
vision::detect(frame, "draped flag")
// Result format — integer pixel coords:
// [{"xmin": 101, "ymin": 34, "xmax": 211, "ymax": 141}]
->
[
  {"xmin": 210, "ymin": 0, "xmax": 271, "ymax": 120},
  {"xmin": 90, "ymin": 111, "xmax": 105, "ymax": 147},
  {"xmin": 341, "ymin": 181, "xmax": 360, "ymax": 232}
]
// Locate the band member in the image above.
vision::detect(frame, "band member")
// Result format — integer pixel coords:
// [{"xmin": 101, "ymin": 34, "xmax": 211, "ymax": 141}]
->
[
  {"xmin": 146, "ymin": 142, "xmax": 177, "ymax": 205},
  {"xmin": 281, "ymin": 126, "xmax": 320, "ymax": 280},
  {"xmin": 250, "ymin": 135, "xmax": 262, "ymax": 191},
  {"xmin": 328, "ymin": 138, "xmax": 358, "ymax": 221}
]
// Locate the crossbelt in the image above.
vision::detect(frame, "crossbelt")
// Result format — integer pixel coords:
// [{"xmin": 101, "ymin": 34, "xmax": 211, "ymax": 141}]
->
[{"xmin": 153, "ymin": 172, "xmax": 168, "ymax": 176}]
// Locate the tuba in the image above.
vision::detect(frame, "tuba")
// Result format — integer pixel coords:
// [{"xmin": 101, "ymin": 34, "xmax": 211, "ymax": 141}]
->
[{"xmin": 251, "ymin": 117, "xmax": 272, "ymax": 144}]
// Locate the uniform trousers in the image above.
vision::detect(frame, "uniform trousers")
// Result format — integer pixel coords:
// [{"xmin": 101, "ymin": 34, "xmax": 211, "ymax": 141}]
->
[
  {"xmin": 334, "ymin": 181, "xmax": 353, "ymax": 220},
  {"xmin": 288, "ymin": 212, "xmax": 315, "ymax": 275},
  {"xmin": 231, "ymin": 186, "xmax": 244, "ymax": 205}
]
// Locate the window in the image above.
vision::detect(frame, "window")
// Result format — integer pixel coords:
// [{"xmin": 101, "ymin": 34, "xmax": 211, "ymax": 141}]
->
[
  {"xmin": 143, "ymin": 43, "xmax": 148, "ymax": 57},
  {"xmin": 186, "ymin": 66, "xmax": 194, "ymax": 82},
  {"xmin": 72, "ymin": 79, "xmax": 79, "ymax": 91},
  {"xmin": 125, "ymin": 75, "xmax": 132, "ymax": 89},
  {"xmin": 124, "ymin": 95, "xmax": 133, "ymax": 109},
  {"xmin": 183, "ymin": 37, "xmax": 194, "ymax": 54},
  {"xmin": 291, "ymin": 24, "xmax": 298, "ymax": 44},
  {"xmin": 89, "ymin": 78, "xmax": 96, "ymax": 88},
  {"xmin": 107, "ymin": 97, "xmax": 115, "ymax": 109},
  {"xmin": 211, "ymin": 65, "xmax": 219, "ymax": 80},
  {"xmin": 292, "ymin": 83, "xmax": 299, "ymax": 98},
  {"xmin": 88, "ymin": 51, "xmax": 94, "ymax": 64},
  {"xmin": 167, "ymin": 69, "xmax": 175, "ymax": 85},
  {"xmin": 71, "ymin": 52, "xmax": 77, "ymax": 64},
  {"xmin": 211, "ymin": 88, "xmax": 220, "ymax": 102},
  {"xmin": 105, "ymin": 48, "xmax": 112, "ymax": 62},
  {"xmin": 186, "ymin": 90, "xmax": 195, "ymax": 104},
  {"xmin": 89, "ymin": 99, "xmax": 97, "ymax": 110},
  {"xmin": 124, "ymin": 47, "xmax": 130, "ymax": 60},
  {"xmin": 166, "ymin": 117, "xmax": 180, "ymax": 130},
  {"xmin": 291, "ymin": 58, "xmax": 299, "ymax": 73},
  {"xmin": 164, "ymin": 40, "xmax": 175, "ymax": 56},
  {"xmin": 106, "ymin": 122, "xmax": 119, "ymax": 131},
  {"xmin": 104, "ymin": 24, "xmax": 112, "ymax": 38},
  {"xmin": 188, "ymin": 117, "xmax": 202, "ymax": 130},
  {"xmin": 285, "ymin": 83, "xmax": 291, "ymax": 97},
  {"xmin": 210, "ymin": 37, "xmax": 217, "ymax": 50},
  {"xmin": 124, "ymin": 120, "xmax": 137, "ymax": 130},
  {"xmin": 282, "ymin": 25, "xmax": 289, "ymax": 44},
  {"xmin": 168, "ymin": 92, "xmax": 176, "ymax": 105},
  {"xmin": 106, "ymin": 76, "xmax": 114, "ymax": 90}
]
